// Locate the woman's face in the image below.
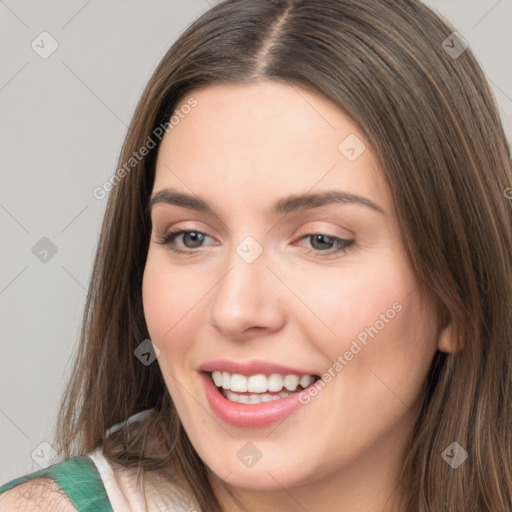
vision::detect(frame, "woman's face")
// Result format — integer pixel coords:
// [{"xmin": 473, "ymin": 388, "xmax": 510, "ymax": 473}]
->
[{"xmin": 143, "ymin": 81, "xmax": 442, "ymax": 503}]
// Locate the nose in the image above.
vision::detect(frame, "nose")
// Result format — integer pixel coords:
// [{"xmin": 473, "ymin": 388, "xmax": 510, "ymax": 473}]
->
[{"xmin": 208, "ymin": 248, "xmax": 286, "ymax": 340}]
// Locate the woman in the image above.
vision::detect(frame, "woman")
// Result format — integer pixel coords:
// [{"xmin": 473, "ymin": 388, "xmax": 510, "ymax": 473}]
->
[{"xmin": 1, "ymin": 0, "xmax": 511, "ymax": 510}]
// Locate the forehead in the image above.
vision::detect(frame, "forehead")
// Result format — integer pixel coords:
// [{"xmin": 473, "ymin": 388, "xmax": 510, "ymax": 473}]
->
[{"xmin": 153, "ymin": 82, "xmax": 391, "ymax": 215}]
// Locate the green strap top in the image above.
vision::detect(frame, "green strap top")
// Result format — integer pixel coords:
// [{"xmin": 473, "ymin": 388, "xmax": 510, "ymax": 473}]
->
[{"xmin": 0, "ymin": 456, "xmax": 114, "ymax": 511}]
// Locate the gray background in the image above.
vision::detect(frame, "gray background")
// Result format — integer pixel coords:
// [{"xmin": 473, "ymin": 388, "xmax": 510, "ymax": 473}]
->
[{"xmin": 1, "ymin": 0, "xmax": 511, "ymax": 483}]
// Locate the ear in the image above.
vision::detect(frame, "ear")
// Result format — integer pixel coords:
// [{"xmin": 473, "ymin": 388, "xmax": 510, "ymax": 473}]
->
[{"xmin": 437, "ymin": 324, "xmax": 457, "ymax": 353}]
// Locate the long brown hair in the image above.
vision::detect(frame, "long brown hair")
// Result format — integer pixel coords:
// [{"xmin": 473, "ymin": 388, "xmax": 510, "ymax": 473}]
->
[{"xmin": 54, "ymin": 0, "xmax": 512, "ymax": 510}]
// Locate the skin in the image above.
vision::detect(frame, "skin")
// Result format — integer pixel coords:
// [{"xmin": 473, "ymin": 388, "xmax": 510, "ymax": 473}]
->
[{"xmin": 142, "ymin": 81, "xmax": 454, "ymax": 512}]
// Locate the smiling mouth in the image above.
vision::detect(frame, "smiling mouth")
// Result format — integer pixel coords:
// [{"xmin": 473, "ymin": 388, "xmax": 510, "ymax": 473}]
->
[{"xmin": 209, "ymin": 370, "xmax": 320, "ymax": 404}]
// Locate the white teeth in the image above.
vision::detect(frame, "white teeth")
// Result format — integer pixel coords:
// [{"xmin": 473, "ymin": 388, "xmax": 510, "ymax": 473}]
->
[
  {"xmin": 238, "ymin": 394, "xmax": 250, "ymax": 404},
  {"xmin": 267, "ymin": 374, "xmax": 284, "ymax": 392},
  {"xmin": 210, "ymin": 371, "xmax": 317, "ymax": 395},
  {"xmin": 222, "ymin": 371, "xmax": 231, "ymax": 390},
  {"xmin": 248, "ymin": 394, "xmax": 261, "ymax": 404},
  {"xmin": 226, "ymin": 391, "xmax": 239, "ymax": 402},
  {"xmin": 300, "ymin": 375, "xmax": 315, "ymax": 388},
  {"xmin": 212, "ymin": 371, "xmax": 222, "ymax": 387},
  {"xmin": 247, "ymin": 374, "xmax": 267, "ymax": 393},
  {"xmin": 223, "ymin": 390, "xmax": 289, "ymax": 404},
  {"xmin": 284, "ymin": 374, "xmax": 300, "ymax": 391},
  {"xmin": 230, "ymin": 373, "xmax": 248, "ymax": 392}
]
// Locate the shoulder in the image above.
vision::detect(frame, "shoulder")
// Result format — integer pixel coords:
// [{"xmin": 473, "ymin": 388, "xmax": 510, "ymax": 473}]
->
[
  {"xmin": 0, "ymin": 455, "xmax": 112, "ymax": 512},
  {"xmin": 0, "ymin": 477, "xmax": 77, "ymax": 511}
]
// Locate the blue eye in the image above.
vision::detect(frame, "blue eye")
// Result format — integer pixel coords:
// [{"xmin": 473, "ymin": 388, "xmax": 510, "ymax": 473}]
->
[
  {"xmin": 156, "ymin": 230, "xmax": 354, "ymax": 257},
  {"xmin": 300, "ymin": 234, "xmax": 354, "ymax": 255},
  {"xmin": 157, "ymin": 230, "xmax": 212, "ymax": 254}
]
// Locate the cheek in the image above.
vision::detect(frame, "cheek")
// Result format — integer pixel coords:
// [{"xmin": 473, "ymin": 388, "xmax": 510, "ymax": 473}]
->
[
  {"xmin": 142, "ymin": 251, "xmax": 204, "ymax": 349},
  {"xmin": 368, "ymin": 291, "xmax": 438, "ymax": 392},
  {"xmin": 303, "ymin": 255, "xmax": 436, "ymax": 401},
  {"xmin": 142, "ymin": 254, "xmax": 205, "ymax": 407},
  {"xmin": 325, "ymin": 285, "xmax": 437, "ymax": 419},
  {"xmin": 288, "ymin": 261, "xmax": 409, "ymax": 358}
]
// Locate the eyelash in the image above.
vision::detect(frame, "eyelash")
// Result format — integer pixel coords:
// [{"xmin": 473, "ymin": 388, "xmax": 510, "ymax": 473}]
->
[{"xmin": 156, "ymin": 229, "xmax": 355, "ymax": 257}]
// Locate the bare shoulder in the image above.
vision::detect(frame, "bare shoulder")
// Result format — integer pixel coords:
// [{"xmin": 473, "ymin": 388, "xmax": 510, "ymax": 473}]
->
[{"xmin": 0, "ymin": 477, "xmax": 77, "ymax": 511}]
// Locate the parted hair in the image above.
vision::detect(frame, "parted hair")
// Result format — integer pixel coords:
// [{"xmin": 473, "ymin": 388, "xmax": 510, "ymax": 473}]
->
[{"xmin": 55, "ymin": 1, "xmax": 512, "ymax": 510}]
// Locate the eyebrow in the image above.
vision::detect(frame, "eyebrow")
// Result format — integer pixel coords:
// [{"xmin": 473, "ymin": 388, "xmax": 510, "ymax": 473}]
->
[{"xmin": 147, "ymin": 188, "xmax": 386, "ymax": 216}]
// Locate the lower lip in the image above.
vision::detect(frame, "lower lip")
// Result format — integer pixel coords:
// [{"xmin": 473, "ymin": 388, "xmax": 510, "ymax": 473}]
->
[{"xmin": 200, "ymin": 372, "xmax": 305, "ymax": 428}]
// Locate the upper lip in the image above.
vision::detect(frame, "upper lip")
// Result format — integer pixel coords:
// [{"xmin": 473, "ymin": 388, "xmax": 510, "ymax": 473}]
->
[{"xmin": 198, "ymin": 359, "xmax": 319, "ymax": 376}]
